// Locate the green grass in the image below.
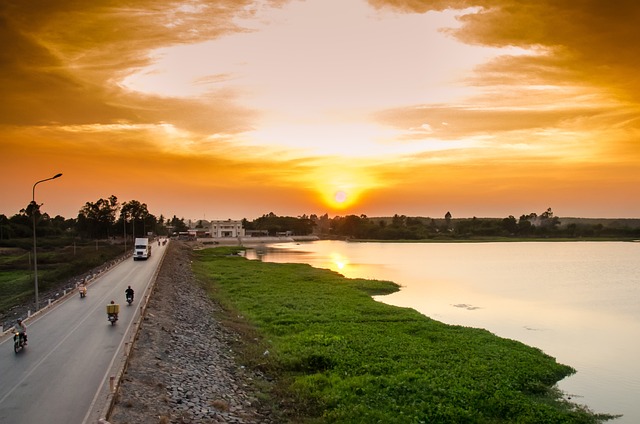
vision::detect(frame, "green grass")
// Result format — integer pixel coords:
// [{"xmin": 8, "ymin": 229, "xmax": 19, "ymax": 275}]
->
[{"xmin": 193, "ymin": 247, "xmax": 615, "ymax": 423}]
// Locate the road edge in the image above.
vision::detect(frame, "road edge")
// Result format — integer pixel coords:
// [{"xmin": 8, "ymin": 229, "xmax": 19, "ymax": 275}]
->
[{"xmin": 86, "ymin": 242, "xmax": 169, "ymax": 424}]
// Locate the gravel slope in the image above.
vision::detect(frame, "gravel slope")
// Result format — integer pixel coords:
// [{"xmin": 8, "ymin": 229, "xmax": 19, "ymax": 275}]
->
[{"xmin": 109, "ymin": 241, "xmax": 276, "ymax": 424}]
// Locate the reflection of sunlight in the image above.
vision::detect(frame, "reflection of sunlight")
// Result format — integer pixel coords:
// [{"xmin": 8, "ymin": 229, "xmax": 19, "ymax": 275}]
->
[{"xmin": 330, "ymin": 252, "xmax": 349, "ymax": 272}]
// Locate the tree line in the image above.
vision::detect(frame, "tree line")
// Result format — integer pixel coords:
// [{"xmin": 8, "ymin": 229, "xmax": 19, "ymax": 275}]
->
[
  {"xmin": 0, "ymin": 195, "xmax": 189, "ymax": 242},
  {"xmin": 1, "ymin": 200, "xmax": 639, "ymax": 244},
  {"xmin": 233, "ymin": 208, "xmax": 640, "ymax": 239},
  {"xmin": 324, "ymin": 208, "xmax": 640, "ymax": 239}
]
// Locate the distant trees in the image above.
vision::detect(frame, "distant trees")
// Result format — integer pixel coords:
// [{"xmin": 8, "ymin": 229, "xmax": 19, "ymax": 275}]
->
[
  {"xmin": 119, "ymin": 200, "xmax": 156, "ymax": 238},
  {"xmin": 168, "ymin": 215, "xmax": 189, "ymax": 233},
  {"xmin": 77, "ymin": 195, "xmax": 119, "ymax": 239},
  {"xmin": 313, "ymin": 208, "xmax": 639, "ymax": 240},
  {"xmin": 1, "ymin": 202, "xmax": 639, "ymax": 245},
  {"xmin": 327, "ymin": 214, "xmax": 425, "ymax": 240},
  {"xmin": 0, "ymin": 195, "xmax": 178, "ymax": 243},
  {"xmin": 250, "ymin": 212, "xmax": 315, "ymax": 236}
]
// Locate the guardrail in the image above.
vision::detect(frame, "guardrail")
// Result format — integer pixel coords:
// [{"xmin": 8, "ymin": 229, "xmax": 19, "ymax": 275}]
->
[{"xmin": 0, "ymin": 253, "xmax": 131, "ymax": 338}]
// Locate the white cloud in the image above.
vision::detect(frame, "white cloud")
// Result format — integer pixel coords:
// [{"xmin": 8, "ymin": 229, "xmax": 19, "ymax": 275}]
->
[{"xmin": 119, "ymin": 0, "xmax": 534, "ymax": 157}]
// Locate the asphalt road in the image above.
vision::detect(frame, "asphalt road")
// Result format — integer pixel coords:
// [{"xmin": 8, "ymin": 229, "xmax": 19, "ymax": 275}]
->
[{"xmin": 0, "ymin": 240, "xmax": 167, "ymax": 424}]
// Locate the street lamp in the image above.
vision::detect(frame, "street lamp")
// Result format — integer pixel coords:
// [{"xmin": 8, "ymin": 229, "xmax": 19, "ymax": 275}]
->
[{"xmin": 32, "ymin": 173, "xmax": 62, "ymax": 311}]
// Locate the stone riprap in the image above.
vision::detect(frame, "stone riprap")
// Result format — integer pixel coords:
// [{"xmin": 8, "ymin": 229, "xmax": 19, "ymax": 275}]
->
[{"xmin": 109, "ymin": 241, "xmax": 275, "ymax": 424}]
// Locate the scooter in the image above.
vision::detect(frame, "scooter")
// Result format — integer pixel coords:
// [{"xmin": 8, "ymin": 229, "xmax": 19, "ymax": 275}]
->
[
  {"xmin": 106, "ymin": 303, "xmax": 119, "ymax": 325},
  {"xmin": 14, "ymin": 332, "xmax": 26, "ymax": 353},
  {"xmin": 107, "ymin": 313, "xmax": 118, "ymax": 325}
]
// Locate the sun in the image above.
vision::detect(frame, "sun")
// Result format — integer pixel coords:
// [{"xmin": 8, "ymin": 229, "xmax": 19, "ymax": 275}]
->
[
  {"xmin": 311, "ymin": 167, "xmax": 377, "ymax": 211},
  {"xmin": 324, "ymin": 188, "xmax": 357, "ymax": 210},
  {"xmin": 334, "ymin": 190, "xmax": 348, "ymax": 204},
  {"xmin": 317, "ymin": 187, "xmax": 358, "ymax": 210}
]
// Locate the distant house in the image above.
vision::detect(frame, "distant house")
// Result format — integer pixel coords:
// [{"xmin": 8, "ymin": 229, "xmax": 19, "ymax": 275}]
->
[
  {"xmin": 188, "ymin": 228, "xmax": 209, "ymax": 238},
  {"xmin": 177, "ymin": 232, "xmax": 196, "ymax": 240},
  {"xmin": 210, "ymin": 219, "xmax": 245, "ymax": 238}
]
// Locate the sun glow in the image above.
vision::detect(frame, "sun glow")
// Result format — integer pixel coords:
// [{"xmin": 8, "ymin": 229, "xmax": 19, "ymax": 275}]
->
[
  {"xmin": 315, "ymin": 171, "xmax": 372, "ymax": 211},
  {"xmin": 330, "ymin": 252, "xmax": 349, "ymax": 271},
  {"xmin": 322, "ymin": 189, "xmax": 357, "ymax": 210},
  {"xmin": 334, "ymin": 190, "xmax": 348, "ymax": 203}
]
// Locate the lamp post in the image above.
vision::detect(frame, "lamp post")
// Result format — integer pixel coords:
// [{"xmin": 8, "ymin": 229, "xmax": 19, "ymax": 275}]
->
[{"xmin": 32, "ymin": 173, "xmax": 62, "ymax": 311}]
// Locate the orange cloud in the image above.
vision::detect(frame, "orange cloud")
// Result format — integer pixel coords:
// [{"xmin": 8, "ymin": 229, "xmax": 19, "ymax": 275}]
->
[{"xmin": 1, "ymin": 0, "xmax": 639, "ymax": 220}]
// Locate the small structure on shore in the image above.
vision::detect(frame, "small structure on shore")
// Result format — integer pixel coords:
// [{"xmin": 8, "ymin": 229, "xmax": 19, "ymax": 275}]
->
[{"xmin": 210, "ymin": 219, "xmax": 245, "ymax": 238}]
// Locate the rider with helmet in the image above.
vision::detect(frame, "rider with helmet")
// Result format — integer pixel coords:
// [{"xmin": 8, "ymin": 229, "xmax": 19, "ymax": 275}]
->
[
  {"xmin": 16, "ymin": 319, "xmax": 27, "ymax": 345},
  {"xmin": 107, "ymin": 300, "xmax": 119, "ymax": 322},
  {"xmin": 125, "ymin": 285, "xmax": 134, "ymax": 303}
]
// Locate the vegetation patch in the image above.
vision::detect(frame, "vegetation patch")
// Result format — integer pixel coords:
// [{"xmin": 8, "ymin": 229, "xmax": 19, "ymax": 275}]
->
[
  {"xmin": 193, "ymin": 247, "xmax": 615, "ymax": 423},
  {"xmin": 0, "ymin": 238, "xmax": 125, "ymax": 314}
]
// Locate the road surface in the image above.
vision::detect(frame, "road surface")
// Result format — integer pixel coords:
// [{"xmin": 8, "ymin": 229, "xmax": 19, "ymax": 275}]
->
[{"xmin": 0, "ymin": 240, "xmax": 167, "ymax": 424}]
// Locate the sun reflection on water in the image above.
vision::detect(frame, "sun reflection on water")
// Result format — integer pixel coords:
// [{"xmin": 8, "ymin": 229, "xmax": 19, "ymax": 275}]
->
[{"xmin": 329, "ymin": 252, "xmax": 349, "ymax": 272}]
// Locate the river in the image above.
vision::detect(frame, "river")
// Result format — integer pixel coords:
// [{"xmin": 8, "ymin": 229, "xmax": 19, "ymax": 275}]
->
[{"xmin": 245, "ymin": 240, "xmax": 640, "ymax": 423}]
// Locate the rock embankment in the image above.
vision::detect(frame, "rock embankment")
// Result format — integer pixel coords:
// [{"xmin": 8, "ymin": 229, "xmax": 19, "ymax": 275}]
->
[{"xmin": 109, "ymin": 241, "xmax": 275, "ymax": 424}]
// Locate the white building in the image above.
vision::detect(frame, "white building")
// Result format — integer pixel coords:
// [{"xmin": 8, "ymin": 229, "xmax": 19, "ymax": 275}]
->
[{"xmin": 210, "ymin": 219, "xmax": 245, "ymax": 237}]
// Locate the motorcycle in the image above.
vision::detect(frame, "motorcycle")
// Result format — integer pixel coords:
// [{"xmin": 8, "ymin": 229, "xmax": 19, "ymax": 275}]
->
[
  {"xmin": 126, "ymin": 295, "xmax": 133, "ymax": 305},
  {"xmin": 79, "ymin": 285, "xmax": 87, "ymax": 298},
  {"xmin": 14, "ymin": 332, "xmax": 26, "ymax": 353},
  {"xmin": 106, "ymin": 303, "xmax": 119, "ymax": 325},
  {"xmin": 107, "ymin": 313, "xmax": 118, "ymax": 325}
]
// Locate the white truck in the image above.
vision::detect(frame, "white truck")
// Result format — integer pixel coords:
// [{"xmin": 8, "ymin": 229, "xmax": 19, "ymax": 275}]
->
[{"xmin": 133, "ymin": 237, "xmax": 152, "ymax": 260}]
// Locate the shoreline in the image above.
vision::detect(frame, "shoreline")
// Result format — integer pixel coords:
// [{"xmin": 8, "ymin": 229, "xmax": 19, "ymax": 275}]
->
[
  {"xmin": 191, "ymin": 246, "xmax": 612, "ymax": 423},
  {"xmin": 197, "ymin": 235, "xmax": 320, "ymax": 246},
  {"xmin": 198, "ymin": 235, "xmax": 639, "ymax": 246}
]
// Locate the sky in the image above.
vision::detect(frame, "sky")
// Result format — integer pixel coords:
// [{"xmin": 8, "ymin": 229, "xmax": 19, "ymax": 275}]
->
[{"xmin": 1, "ymin": 0, "xmax": 639, "ymax": 221}]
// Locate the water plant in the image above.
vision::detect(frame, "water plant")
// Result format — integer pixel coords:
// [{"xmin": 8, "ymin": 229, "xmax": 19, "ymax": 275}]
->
[{"xmin": 193, "ymin": 247, "xmax": 615, "ymax": 423}]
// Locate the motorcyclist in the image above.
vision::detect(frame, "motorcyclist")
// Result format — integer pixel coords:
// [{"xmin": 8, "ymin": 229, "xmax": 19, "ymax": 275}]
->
[
  {"xmin": 107, "ymin": 300, "xmax": 119, "ymax": 320},
  {"xmin": 79, "ymin": 282, "xmax": 87, "ymax": 297},
  {"xmin": 16, "ymin": 318, "xmax": 27, "ymax": 345},
  {"xmin": 125, "ymin": 285, "xmax": 134, "ymax": 302}
]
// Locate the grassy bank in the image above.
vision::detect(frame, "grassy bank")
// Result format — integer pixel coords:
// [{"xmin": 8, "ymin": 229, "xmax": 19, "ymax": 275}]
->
[{"xmin": 193, "ymin": 247, "xmax": 613, "ymax": 423}]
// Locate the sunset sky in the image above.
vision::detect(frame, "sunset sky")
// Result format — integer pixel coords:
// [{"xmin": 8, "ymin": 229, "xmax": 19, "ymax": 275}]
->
[{"xmin": 2, "ymin": 0, "xmax": 639, "ymax": 221}]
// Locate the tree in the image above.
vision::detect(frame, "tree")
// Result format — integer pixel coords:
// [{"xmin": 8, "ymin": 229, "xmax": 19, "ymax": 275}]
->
[
  {"xmin": 540, "ymin": 207, "xmax": 560, "ymax": 229},
  {"xmin": 77, "ymin": 195, "xmax": 119, "ymax": 239},
  {"xmin": 120, "ymin": 200, "xmax": 151, "ymax": 238},
  {"xmin": 334, "ymin": 215, "xmax": 365, "ymax": 238},
  {"xmin": 169, "ymin": 215, "xmax": 189, "ymax": 233},
  {"xmin": 251, "ymin": 213, "xmax": 314, "ymax": 236},
  {"xmin": 518, "ymin": 215, "xmax": 534, "ymax": 235},
  {"xmin": 391, "ymin": 214, "xmax": 406, "ymax": 227},
  {"xmin": 154, "ymin": 214, "xmax": 169, "ymax": 236},
  {"xmin": 0, "ymin": 214, "xmax": 8, "ymax": 239},
  {"xmin": 501, "ymin": 216, "xmax": 519, "ymax": 235}
]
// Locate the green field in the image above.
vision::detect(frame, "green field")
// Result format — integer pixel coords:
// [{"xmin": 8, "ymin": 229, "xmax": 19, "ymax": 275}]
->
[
  {"xmin": 193, "ymin": 247, "xmax": 615, "ymax": 423},
  {"xmin": 0, "ymin": 240, "xmax": 126, "ymax": 314}
]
